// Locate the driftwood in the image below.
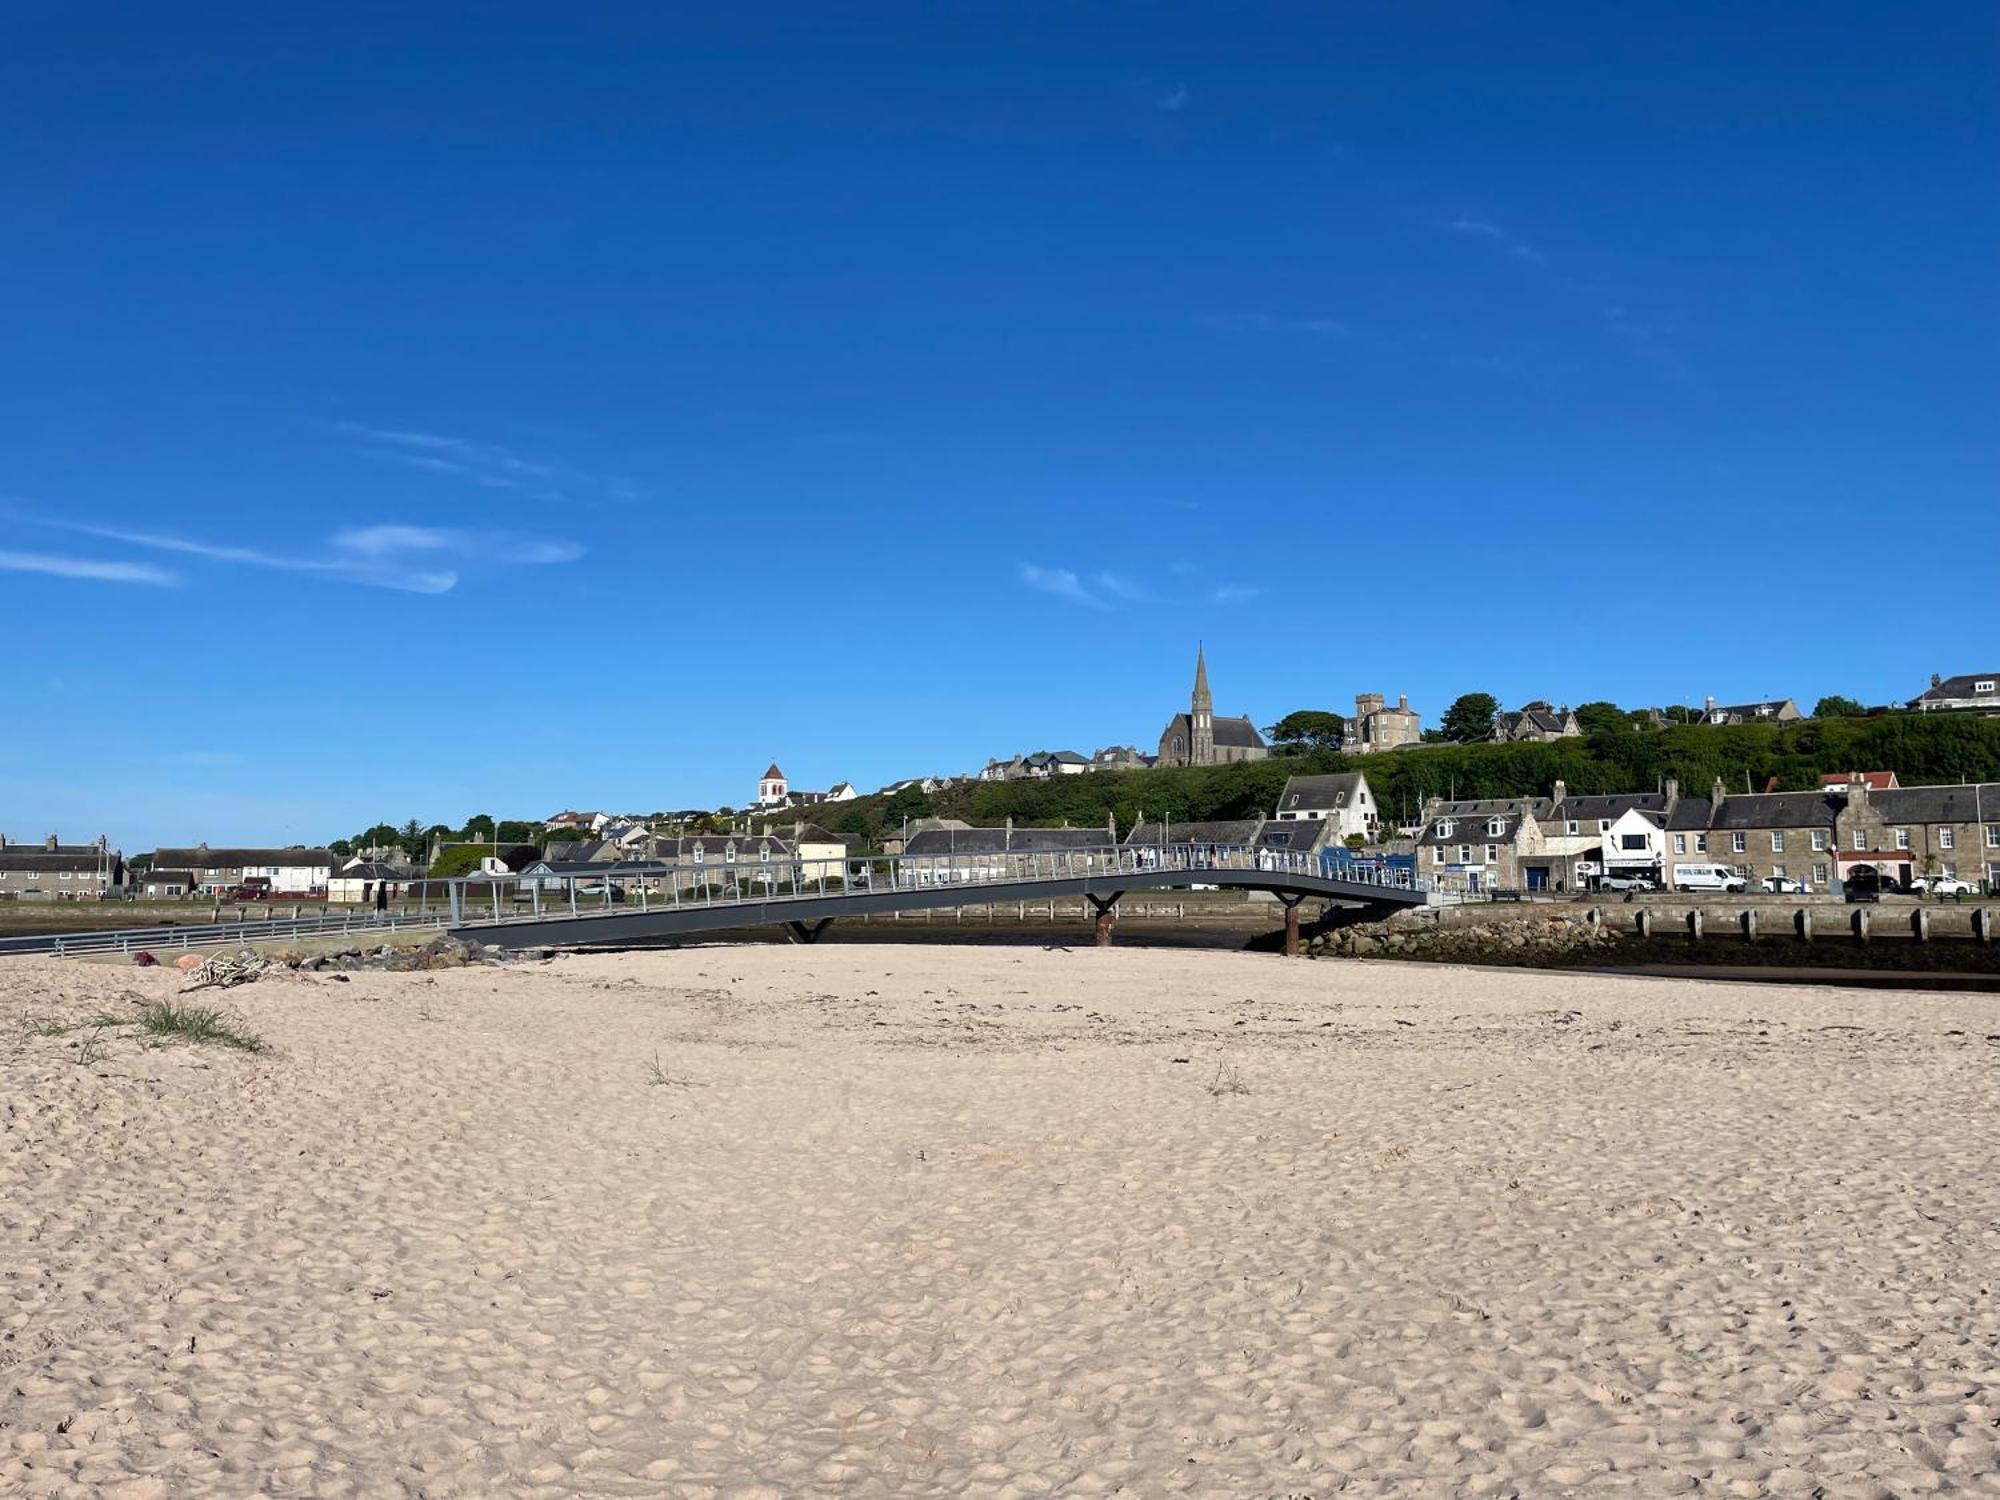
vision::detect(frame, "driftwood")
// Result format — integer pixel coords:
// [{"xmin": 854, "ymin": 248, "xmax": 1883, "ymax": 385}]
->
[{"xmin": 180, "ymin": 951, "xmax": 275, "ymax": 993}]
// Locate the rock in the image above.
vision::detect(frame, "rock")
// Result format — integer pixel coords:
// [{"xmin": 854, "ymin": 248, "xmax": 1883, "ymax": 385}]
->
[
  {"xmin": 132, "ymin": 951, "xmax": 158, "ymax": 967},
  {"xmin": 173, "ymin": 952, "xmax": 206, "ymax": 971}
]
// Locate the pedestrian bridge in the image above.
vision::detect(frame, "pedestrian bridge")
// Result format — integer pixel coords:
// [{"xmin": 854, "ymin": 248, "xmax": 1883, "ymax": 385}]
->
[{"xmin": 444, "ymin": 842, "xmax": 1429, "ymax": 954}]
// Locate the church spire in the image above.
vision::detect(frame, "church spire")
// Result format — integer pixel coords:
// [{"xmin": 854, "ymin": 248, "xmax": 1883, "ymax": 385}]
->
[{"xmin": 1192, "ymin": 643, "xmax": 1212, "ymax": 714}]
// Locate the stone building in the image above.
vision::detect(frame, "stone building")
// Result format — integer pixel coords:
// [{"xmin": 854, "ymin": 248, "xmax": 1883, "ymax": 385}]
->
[
  {"xmin": 0, "ymin": 834, "xmax": 122, "ymax": 899},
  {"xmin": 1494, "ymin": 701, "xmax": 1581, "ymax": 742},
  {"xmin": 1416, "ymin": 798, "xmax": 1553, "ymax": 894},
  {"xmin": 1661, "ymin": 780, "xmax": 1838, "ymax": 891},
  {"xmin": 1342, "ymin": 692, "xmax": 1421, "ymax": 754},
  {"xmin": 1155, "ymin": 647, "xmax": 1269, "ymax": 768},
  {"xmin": 1835, "ymin": 777, "xmax": 2000, "ymax": 891},
  {"xmin": 1698, "ymin": 696, "xmax": 1801, "ymax": 726}
]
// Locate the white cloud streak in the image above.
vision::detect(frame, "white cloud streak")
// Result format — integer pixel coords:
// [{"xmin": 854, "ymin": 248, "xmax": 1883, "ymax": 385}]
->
[
  {"xmin": 1157, "ymin": 85, "xmax": 1189, "ymax": 112},
  {"xmin": 1199, "ymin": 313, "xmax": 1349, "ymax": 338},
  {"xmin": 1018, "ymin": 563, "xmax": 1109, "ymax": 610},
  {"xmin": 0, "ymin": 549, "xmax": 178, "ymax": 585},
  {"xmin": 1449, "ymin": 217, "xmax": 1546, "ymax": 265},
  {"xmin": 339, "ymin": 423, "xmax": 644, "ymax": 504}
]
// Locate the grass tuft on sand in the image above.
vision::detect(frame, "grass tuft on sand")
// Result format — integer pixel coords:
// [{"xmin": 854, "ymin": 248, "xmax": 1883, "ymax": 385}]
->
[{"xmin": 99, "ymin": 1000, "xmax": 269, "ymax": 1054}]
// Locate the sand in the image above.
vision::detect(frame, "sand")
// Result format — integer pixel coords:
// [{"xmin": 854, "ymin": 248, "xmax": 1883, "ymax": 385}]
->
[{"xmin": 3, "ymin": 946, "xmax": 1998, "ymax": 1498}]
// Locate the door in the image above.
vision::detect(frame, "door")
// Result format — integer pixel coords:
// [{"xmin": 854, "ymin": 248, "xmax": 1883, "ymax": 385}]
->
[{"xmin": 1526, "ymin": 866, "xmax": 1548, "ymax": 891}]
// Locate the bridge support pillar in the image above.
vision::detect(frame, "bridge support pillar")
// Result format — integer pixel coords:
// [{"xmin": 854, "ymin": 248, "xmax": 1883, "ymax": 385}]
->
[
  {"xmin": 1086, "ymin": 893, "xmax": 1123, "ymax": 948},
  {"xmin": 1278, "ymin": 893, "xmax": 1306, "ymax": 958},
  {"xmin": 785, "ymin": 918, "xmax": 835, "ymax": 945}
]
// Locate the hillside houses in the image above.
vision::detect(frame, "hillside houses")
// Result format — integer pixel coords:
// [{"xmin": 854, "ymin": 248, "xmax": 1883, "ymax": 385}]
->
[
  {"xmin": 1912, "ymin": 672, "xmax": 2000, "ymax": 713},
  {"xmin": 0, "ymin": 835, "xmax": 122, "ymax": 900}
]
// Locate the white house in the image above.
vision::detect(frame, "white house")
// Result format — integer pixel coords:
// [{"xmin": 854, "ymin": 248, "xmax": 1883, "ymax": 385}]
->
[
  {"xmin": 1599, "ymin": 807, "xmax": 1668, "ymax": 882},
  {"xmin": 1272, "ymin": 772, "xmax": 1379, "ymax": 842}
]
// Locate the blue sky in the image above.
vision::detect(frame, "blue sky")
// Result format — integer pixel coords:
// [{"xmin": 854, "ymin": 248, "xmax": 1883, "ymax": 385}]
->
[{"xmin": 3, "ymin": 3, "xmax": 1994, "ymax": 849}]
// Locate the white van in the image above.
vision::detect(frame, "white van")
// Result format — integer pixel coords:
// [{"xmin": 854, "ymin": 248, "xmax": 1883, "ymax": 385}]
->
[{"xmin": 1673, "ymin": 864, "xmax": 1747, "ymax": 893}]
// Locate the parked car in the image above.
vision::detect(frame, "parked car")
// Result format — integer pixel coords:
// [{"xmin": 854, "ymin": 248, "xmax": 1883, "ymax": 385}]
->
[
  {"xmin": 1910, "ymin": 874, "xmax": 1976, "ymax": 897},
  {"xmin": 1599, "ymin": 872, "xmax": 1656, "ymax": 892},
  {"xmin": 1760, "ymin": 875, "xmax": 1810, "ymax": 894},
  {"xmin": 1671, "ymin": 864, "xmax": 1748, "ymax": 893}
]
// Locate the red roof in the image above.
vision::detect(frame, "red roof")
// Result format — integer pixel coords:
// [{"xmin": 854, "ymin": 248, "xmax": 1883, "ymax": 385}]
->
[{"xmin": 762, "ymin": 763, "xmax": 784, "ymax": 780}]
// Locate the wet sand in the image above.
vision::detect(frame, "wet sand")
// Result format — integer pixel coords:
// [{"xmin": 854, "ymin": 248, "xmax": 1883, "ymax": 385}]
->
[{"xmin": 4, "ymin": 946, "xmax": 1998, "ymax": 1497}]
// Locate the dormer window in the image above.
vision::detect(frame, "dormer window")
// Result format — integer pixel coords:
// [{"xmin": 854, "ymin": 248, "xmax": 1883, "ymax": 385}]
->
[
  {"xmin": 1486, "ymin": 818, "xmax": 1505, "ymax": 837},
  {"xmin": 1978, "ymin": 680, "xmax": 1996, "ymax": 694},
  {"xmin": 1437, "ymin": 820, "xmax": 1455, "ymax": 838}
]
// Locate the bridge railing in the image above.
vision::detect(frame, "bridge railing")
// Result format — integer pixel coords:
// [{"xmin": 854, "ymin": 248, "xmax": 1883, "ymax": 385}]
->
[{"xmin": 443, "ymin": 841, "xmax": 1427, "ymax": 928}]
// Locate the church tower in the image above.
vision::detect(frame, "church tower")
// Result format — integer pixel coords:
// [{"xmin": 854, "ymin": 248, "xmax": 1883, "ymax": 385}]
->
[{"xmin": 1190, "ymin": 645, "xmax": 1215, "ymax": 765}]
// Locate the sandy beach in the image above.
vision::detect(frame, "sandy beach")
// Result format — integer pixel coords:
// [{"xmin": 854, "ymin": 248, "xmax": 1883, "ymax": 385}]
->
[{"xmin": 3, "ymin": 946, "xmax": 1998, "ymax": 1497}]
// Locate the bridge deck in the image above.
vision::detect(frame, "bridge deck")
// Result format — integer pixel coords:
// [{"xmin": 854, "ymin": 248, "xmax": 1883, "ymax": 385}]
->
[{"xmin": 449, "ymin": 864, "xmax": 1425, "ymax": 950}]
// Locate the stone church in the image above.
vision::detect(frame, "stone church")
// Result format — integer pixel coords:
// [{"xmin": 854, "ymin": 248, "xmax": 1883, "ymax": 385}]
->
[{"xmin": 1155, "ymin": 647, "xmax": 1270, "ymax": 768}]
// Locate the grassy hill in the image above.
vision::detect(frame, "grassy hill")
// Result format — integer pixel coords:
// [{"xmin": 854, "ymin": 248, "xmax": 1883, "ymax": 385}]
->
[{"xmin": 793, "ymin": 712, "xmax": 2000, "ymax": 848}]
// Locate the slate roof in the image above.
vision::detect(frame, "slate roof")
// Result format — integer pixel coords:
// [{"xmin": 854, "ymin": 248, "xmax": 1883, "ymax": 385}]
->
[
  {"xmin": 1255, "ymin": 818, "xmax": 1331, "ymax": 851},
  {"xmin": 0, "ymin": 850, "xmax": 116, "ymax": 874},
  {"xmin": 1705, "ymin": 699, "xmax": 1796, "ymax": 723},
  {"xmin": 1419, "ymin": 811, "xmax": 1535, "ymax": 848},
  {"xmin": 1549, "ymin": 792, "xmax": 1668, "ymax": 824},
  {"xmin": 902, "ymin": 826, "xmax": 1103, "ymax": 858},
  {"xmin": 332, "ymin": 861, "xmax": 415, "ymax": 881},
  {"xmin": 1125, "ymin": 819, "xmax": 1263, "ymax": 846},
  {"xmin": 152, "ymin": 847, "xmax": 335, "ymax": 869},
  {"xmin": 668, "ymin": 834, "xmax": 794, "ymax": 858},
  {"xmin": 1867, "ymin": 783, "xmax": 1999, "ymax": 825},
  {"xmin": 140, "ymin": 868, "xmax": 196, "ymax": 886},
  {"xmin": 1665, "ymin": 798, "xmax": 1714, "ymax": 831},
  {"xmin": 1913, "ymin": 673, "xmax": 2000, "ymax": 705},
  {"xmin": 1276, "ymin": 773, "xmax": 1366, "ymax": 816},
  {"xmin": 1704, "ymin": 792, "xmax": 1838, "ymax": 831},
  {"xmin": 1497, "ymin": 702, "xmax": 1574, "ymax": 736}
]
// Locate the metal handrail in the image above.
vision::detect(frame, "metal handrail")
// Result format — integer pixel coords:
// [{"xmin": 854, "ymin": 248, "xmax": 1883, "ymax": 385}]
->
[
  {"xmin": 441, "ymin": 841, "xmax": 1427, "ymax": 929},
  {"xmin": 0, "ymin": 906, "xmax": 449, "ymax": 959}
]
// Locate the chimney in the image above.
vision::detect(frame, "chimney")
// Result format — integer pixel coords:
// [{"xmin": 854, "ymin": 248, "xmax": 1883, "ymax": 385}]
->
[
  {"xmin": 1552, "ymin": 778, "xmax": 1568, "ymax": 807},
  {"xmin": 1711, "ymin": 775, "xmax": 1727, "ymax": 809},
  {"xmin": 0, "ymin": 834, "xmax": 6, "ymax": 850},
  {"xmin": 44, "ymin": 833, "xmax": 58, "ymax": 852},
  {"xmin": 1005, "ymin": 815, "xmax": 1014, "ymax": 834},
  {"xmin": 1845, "ymin": 771, "xmax": 1871, "ymax": 818},
  {"xmin": 1397, "ymin": 694, "xmax": 1409, "ymax": 711},
  {"xmin": 1704, "ymin": 695, "xmax": 1716, "ymax": 715},
  {"xmin": 1664, "ymin": 778, "xmax": 1679, "ymax": 809},
  {"xmin": 1932, "ymin": 672, "xmax": 1942, "ymax": 688}
]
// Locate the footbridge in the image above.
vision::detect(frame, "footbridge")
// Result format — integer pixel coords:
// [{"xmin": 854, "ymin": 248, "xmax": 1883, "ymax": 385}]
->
[{"xmin": 444, "ymin": 843, "xmax": 1429, "ymax": 955}]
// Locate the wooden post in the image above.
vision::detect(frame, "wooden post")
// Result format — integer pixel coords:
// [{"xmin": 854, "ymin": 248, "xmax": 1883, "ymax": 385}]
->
[
  {"xmin": 1686, "ymin": 908, "xmax": 1703, "ymax": 940},
  {"xmin": 1851, "ymin": 908, "xmax": 1869, "ymax": 944},
  {"xmin": 1094, "ymin": 905, "xmax": 1115, "ymax": 947},
  {"xmin": 1740, "ymin": 910, "xmax": 1756, "ymax": 940},
  {"xmin": 1911, "ymin": 907, "xmax": 1929, "ymax": 943},
  {"xmin": 1635, "ymin": 909, "xmax": 1652, "ymax": 937},
  {"xmin": 1975, "ymin": 908, "xmax": 1993, "ymax": 944},
  {"xmin": 1284, "ymin": 901, "xmax": 1302, "ymax": 958},
  {"xmin": 1796, "ymin": 908, "xmax": 1812, "ymax": 942}
]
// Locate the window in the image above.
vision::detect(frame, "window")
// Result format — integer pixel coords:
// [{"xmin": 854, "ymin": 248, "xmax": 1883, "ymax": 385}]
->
[
  {"xmin": 1599, "ymin": 820, "xmax": 1611, "ymax": 833},
  {"xmin": 1943, "ymin": 863, "xmax": 1958, "ymax": 879},
  {"xmin": 1487, "ymin": 818, "xmax": 1505, "ymax": 837},
  {"xmin": 1940, "ymin": 827, "xmax": 1955, "ymax": 849},
  {"xmin": 1673, "ymin": 834, "xmax": 1686, "ymax": 854},
  {"xmin": 1458, "ymin": 845, "xmax": 1472, "ymax": 863},
  {"xmin": 1566, "ymin": 820, "xmax": 1579, "ymax": 836},
  {"xmin": 1811, "ymin": 830, "xmax": 1827, "ymax": 851},
  {"xmin": 1894, "ymin": 828, "xmax": 1910, "ymax": 850},
  {"xmin": 1813, "ymin": 862, "xmax": 1828, "ymax": 884},
  {"xmin": 1437, "ymin": 820, "xmax": 1455, "ymax": 838},
  {"xmin": 1696, "ymin": 835, "xmax": 1708, "ymax": 853},
  {"xmin": 60, "ymin": 871, "xmax": 72, "ymax": 881},
  {"xmin": 1771, "ymin": 832, "xmax": 1784, "ymax": 852},
  {"xmin": 1732, "ymin": 833, "xmax": 1747, "ymax": 854},
  {"xmin": 1772, "ymin": 865, "xmax": 1785, "ymax": 880},
  {"xmin": 1977, "ymin": 680, "xmax": 1996, "ymax": 694},
  {"xmin": 1621, "ymin": 834, "xmax": 1648, "ymax": 851},
  {"xmin": 1988, "ymin": 825, "xmax": 2000, "ymax": 847},
  {"xmin": 1486, "ymin": 844, "xmax": 1499, "ymax": 863},
  {"xmin": 1853, "ymin": 831, "xmax": 1869, "ymax": 850}
]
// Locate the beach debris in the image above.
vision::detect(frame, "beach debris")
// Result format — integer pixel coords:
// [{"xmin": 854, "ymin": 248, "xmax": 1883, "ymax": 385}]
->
[
  {"xmin": 172, "ymin": 953, "xmax": 206, "ymax": 972},
  {"xmin": 181, "ymin": 950, "xmax": 277, "ymax": 992}
]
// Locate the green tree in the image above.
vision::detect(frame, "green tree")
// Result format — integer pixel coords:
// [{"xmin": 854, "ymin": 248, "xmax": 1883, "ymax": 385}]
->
[
  {"xmin": 1573, "ymin": 700, "xmax": 1630, "ymax": 738},
  {"xmin": 328, "ymin": 838, "xmax": 353, "ymax": 858},
  {"xmin": 1814, "ymin": 695, "xmax": 1865, "ymax": 719},
  {"xmin": 463, "ymin": 812, "xmax": 496, "ymax": 840},
  {"xmin": 1265, "ymin": 710, "xmax": 1346, "ymax": 753},
  {"xmin": 495, "ymin": 819, "xmax": 540, "ymax": 844},
  {"xmin": 1440, "ymin": 692, "xmax": 1500, "ymax": 744}
]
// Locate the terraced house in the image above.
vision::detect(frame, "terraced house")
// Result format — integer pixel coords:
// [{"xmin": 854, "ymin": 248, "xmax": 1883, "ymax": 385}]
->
[
  {"xmin": 1660, "ymin": 781, "xmax": 1839, "ymax": 892},
  {"xmin": 0, "ymin": 834, "xmax": 122, "ymax": 899},
  {"xmin": 1835, "ymin": 777, "xmax": 2000, "ymax": 892}
]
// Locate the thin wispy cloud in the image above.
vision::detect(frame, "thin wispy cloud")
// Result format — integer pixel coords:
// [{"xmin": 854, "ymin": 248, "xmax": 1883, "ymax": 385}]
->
[
  {"xmin": 1213, "ymin": 585, "xmax": 1263, "ymax": 604},
  {"xmin": 1199, "ymin": 313, "xmax": 1350, "ymax": 338},
  {"xmin": 17, "ymin": 513, "xmax": 582, "ymax": 595},
  {"xmin": 1156, "ymin": 85, "xmax": 1189, "ymax": 112},
  {"xmin": 339, "ymin": 423, "xmax": 645, "ymax": 504},
  {"xmin": 1449, "ymin": 217, "xmax": 1546, "ymax": 265},
  {"xmin": 1095, "ymin": 571, "xmax": 1151, "ymax": 603},
  {"xmin": 1018, "ymin": 563, "xmax": 1109, "ymax": 610},
  {"xmin": 0, "ymin": 549, "xmax": 177, "ymax": 586}
]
